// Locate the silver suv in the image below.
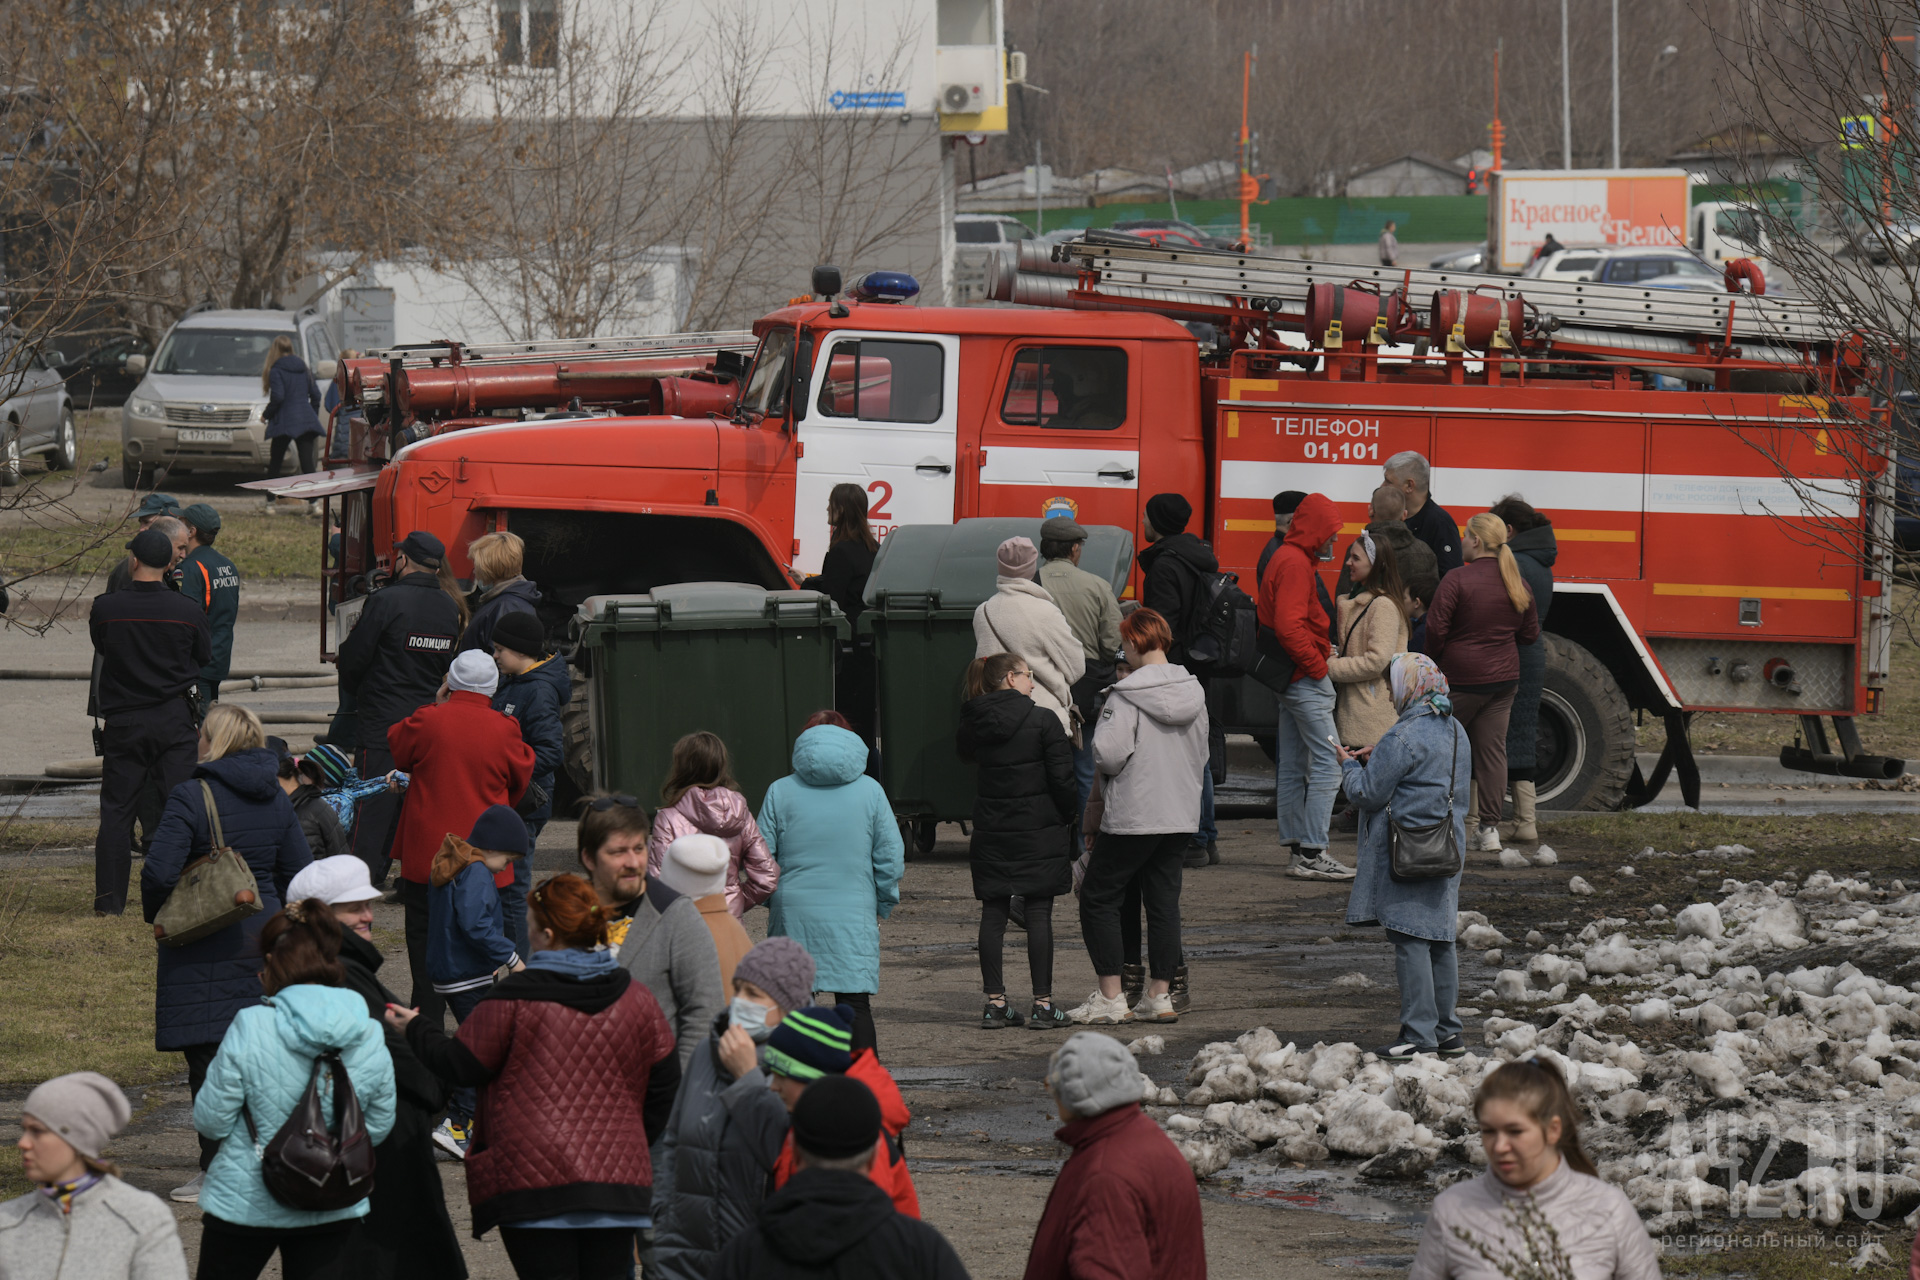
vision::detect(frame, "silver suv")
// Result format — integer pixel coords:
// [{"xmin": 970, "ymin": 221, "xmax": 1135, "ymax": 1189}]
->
[
  {"xmin": 121, "ymin": 306, "xmax": 337, "ymax": 488},
  {"xmin": 0, "ymin": 328, "xmax": 78, "ymax": 484}
]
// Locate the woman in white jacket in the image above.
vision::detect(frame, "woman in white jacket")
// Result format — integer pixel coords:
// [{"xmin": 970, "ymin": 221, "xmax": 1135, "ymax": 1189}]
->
[
  {"xmin": 1411, "ymin": 1056, "xmax": 1659, "ymax": 1280},
  {"xmin": 1068, "ymin": 607, "xmax": 1207, "ymax": 1027},
  {"xmin": 974, "ymin": 536, "xmax": 1085, "ymax": 737},
  {"xmin": 0, "ymin": 1072, "xmax": 187, "ymax": 1280}
]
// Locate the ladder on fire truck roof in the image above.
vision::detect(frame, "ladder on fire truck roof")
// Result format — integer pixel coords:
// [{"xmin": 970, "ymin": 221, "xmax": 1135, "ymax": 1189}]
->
[
  {"xmin": 366, "ymin": 330, "xmax": 756, "ymax": 371},
  {"xmin": 1005, "ymin": 234, "xmax": 1851, "ymax": 352}
]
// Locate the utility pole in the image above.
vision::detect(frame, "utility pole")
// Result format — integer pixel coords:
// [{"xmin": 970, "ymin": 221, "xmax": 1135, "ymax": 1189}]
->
[
  {"xmin": 1561, "ymin": 0, "xmax": 1572, "ymax": 169},
  {"xmin": 1035, "ymin": 138, "xmax": 1043, "ymax": 237},
  {"xmin": 1610, "ymin": 0, "xmax": 1620, "ymax": 168},
  {"xmin": 1490, "ymin": 39, "xmax": 1504, "ymax": 173}
]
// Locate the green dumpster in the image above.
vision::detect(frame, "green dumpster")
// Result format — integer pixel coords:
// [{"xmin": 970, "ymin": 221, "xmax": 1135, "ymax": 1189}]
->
[
  {"xmin": 571, "ymin": 583, "xmax": 848, "ymax": 811},
  {"xmin": 860, "ymin": 520, "xmax": 1133, "ymax": 843}
]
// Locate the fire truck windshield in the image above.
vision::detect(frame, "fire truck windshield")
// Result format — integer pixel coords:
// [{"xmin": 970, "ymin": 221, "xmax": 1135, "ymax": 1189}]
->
[{"xmin": 740, "ymin": 329, "xmax": 794, "ymax": 418}]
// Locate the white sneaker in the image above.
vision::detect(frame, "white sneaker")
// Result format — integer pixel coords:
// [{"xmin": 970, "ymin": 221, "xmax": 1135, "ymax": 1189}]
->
[
  {"xmin": 1066, "ymin": 990, "xmax": 1134, "ymax": 1025},
  {"xmin": 1131, "ymin": 992, "xmax": 1178, "ymax": 1022},
  {"xmin": 1290, "ymin": 850, "xmax": 1356, "ymax": 880},
  {"xmin": 169, "ymin": 1172, "xmax": 203, "ymax": 1203},
  {"xmin": 1474, "ymin": 824, "xmax": 1503, "ymax": 853}
]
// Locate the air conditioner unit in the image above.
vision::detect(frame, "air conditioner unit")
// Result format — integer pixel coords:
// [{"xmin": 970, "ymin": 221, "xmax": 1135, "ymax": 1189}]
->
[{"xmin": 941, "ymin": 82, "xmax": 985, "ymax": 114}]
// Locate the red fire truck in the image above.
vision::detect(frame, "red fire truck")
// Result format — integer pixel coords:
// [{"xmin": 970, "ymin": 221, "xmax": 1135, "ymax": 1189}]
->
[{"xmin": 256, "ymin": 240, "xmax": 1899, "ymax": 811}]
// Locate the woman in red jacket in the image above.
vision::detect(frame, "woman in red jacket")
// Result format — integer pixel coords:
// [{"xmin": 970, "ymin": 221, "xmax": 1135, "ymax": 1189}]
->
[
  {"xmin": 387, "ymin": 874, "xmax": 679, "ymax": 1280},
  {"xmin": 1422, "ymin": 512, "xmax": 1540, "ymax": 855}
]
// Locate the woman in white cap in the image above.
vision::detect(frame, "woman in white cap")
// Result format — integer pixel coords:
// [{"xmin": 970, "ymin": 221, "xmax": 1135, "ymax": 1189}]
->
[
  {"xmin": 1, "ymin": 1072, "xmax": 187, "ymax": 1280},
  {"xmin": 659, "ymin": 834, "xmax": 753, "ymax": 995},
  {"xmin": 286, "ymin": 857, "xmax": 465, "ymax": 1280}
]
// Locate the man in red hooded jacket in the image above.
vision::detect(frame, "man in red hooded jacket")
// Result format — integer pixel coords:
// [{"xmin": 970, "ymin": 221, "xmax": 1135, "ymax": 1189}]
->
[
  {"xmin": 1256, "ymin": 493, "xmax": 1355, "ymax": 881},
  {"xmin": 389, "ymin": 648, "xmax": 535, "ymax": 1027}
]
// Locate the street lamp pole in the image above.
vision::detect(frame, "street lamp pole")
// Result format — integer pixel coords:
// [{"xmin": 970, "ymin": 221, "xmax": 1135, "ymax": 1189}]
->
[
  {"xmin": 1561, "ymin": 0, "xmax": 1573, "ymax": 169},
  {"xmin": 1611, "ymin": 0, "xmax": 1620, "ymax": 168}
]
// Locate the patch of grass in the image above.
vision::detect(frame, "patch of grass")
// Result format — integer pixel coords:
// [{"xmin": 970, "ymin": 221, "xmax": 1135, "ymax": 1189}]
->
[
  {"xmin": 1541, "ymin": 810, "xmax": 1920, "ymax": 858},
  {"xmin": 0, "ymin": 863, "xmax": 177, "ymax": 1088},
  {"xmin": 1463, "ymin": 813, "xmax": 1920, "ymax": 940},
  {"xmin": 1665, "ymin": 1238, "xmax": 1908, "ymax": 1280},
  {"xmin": 3, "ymin": 509, "xmax": 322, "ymax": 580},
  {"xmin": 1638, "ymin": 586, "xmax": 1920, "ymax": 761},
  {"xmin": 0, "ymin": 818, "xmax": 95, "ymax": 854}
]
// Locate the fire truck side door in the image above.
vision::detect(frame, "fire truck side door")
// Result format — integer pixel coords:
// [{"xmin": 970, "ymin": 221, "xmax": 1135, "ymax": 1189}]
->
[
  {"xmin": 976, "ymin": 342, "xmax": 1140, "ymax": 534},
  {"xmin": 794, "ymin": 331, "xmax": 959, "ymax": 575}
]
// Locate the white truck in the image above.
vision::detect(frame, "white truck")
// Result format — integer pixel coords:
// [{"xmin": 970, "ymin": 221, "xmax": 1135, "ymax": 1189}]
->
[{"xmin": 1489, "ymin": 168, "xmax": 1766, "ymax": 276}]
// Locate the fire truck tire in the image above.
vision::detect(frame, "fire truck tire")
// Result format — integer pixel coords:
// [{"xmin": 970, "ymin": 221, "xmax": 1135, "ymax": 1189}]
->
[
  {"xmin": 1534, "ymin": 635, "xmax": 1635, "ymax": 812},
  {"xmin": 563, "ymin": 676, "xmax": 594, "ymax": 795}
]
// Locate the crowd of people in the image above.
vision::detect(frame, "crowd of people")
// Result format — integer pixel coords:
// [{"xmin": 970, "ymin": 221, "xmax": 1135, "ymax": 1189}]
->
[{"xmin": 51, "ymin": 446, "xmax": 1617, "ymax": 1278}]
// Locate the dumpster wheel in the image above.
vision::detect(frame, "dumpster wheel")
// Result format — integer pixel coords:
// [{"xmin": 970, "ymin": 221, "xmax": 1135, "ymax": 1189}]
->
[{"xmin": 911, "ymin": 819, "xmax": 938, "ymax": 856}]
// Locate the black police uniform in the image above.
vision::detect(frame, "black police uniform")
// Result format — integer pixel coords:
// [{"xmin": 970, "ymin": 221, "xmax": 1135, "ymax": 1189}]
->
[
  {"xmin": 90, "ymin": 581, "xmax": 210, "ymax": 914},
  {"xmin": 334, "ymin": 571, "xmax": 460, "ymax": 882},
  {"xmin": 180, "ymin": 545, "xmax": 242, "ymax": 706}
]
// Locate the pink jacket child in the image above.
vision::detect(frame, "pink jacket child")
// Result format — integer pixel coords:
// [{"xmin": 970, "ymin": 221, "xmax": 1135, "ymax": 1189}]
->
[{"xmin": 647, "ymin": 785, "xmax": 777, "ymax": 917}]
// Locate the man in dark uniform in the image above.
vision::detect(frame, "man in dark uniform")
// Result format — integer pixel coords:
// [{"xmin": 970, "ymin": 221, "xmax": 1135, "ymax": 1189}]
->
[
  {"xmin": 335, "ymin": 530, "xmax": 460, "ymax": 886},
  {"xmin": 90, "ymin": 528, "xmax": 210, "ymax": 915},
  {"xmin": 1136, "ymin": 491, "xmax": 1221, "ymax": 875},
  {"xmin": 179, "ymin": 504, "xmax": 241, "ymax": 708}
]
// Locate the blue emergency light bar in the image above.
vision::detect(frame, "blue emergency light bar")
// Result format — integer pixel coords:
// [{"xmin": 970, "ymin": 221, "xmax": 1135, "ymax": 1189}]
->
[{"xmin": 847, "ymin": 271, "xmax": 920, "ymax": 304}]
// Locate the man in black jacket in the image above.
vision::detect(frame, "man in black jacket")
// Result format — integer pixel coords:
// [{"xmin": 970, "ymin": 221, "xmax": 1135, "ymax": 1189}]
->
[
  {"xmin": 1383, "ymin": 450, "xmax": 1463, "ymax": 576},
  {"xmin": 335, "ymin": 530, "xmax": 460, "ymax": 883},
  {"xmin": 1136, "ymin": 493, "xmax": 1220, "ymax": 871},
  {"xmin": 713, "ymin": 1076, "xmax": 968, "ymax": 1280},
  {"xmin": 90, "ymin": 527, "xmax": 210, "ymax": 915}
]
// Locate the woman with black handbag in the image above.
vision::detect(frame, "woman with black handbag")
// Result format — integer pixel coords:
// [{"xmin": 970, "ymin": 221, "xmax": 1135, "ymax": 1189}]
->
[
  {"xmin": 1334, "ymin": 653, "xmax": 1470, "ymax": 1064},
  {"xmin": 191, "ymin": 902, "xmax": 396, "ymax": 1280},
  {"xmin": 141, "ymin": 704, "xmax": 314, "ymax": 1205}
]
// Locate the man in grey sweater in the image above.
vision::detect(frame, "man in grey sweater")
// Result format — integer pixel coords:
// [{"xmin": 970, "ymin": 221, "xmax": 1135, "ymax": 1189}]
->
[{"xmin": 577, "ymin": 798, "xmax": 721, "ymax": 1068}]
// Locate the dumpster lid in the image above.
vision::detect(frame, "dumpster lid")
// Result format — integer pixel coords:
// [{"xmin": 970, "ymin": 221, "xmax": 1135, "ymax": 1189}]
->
[
  {"xmin": 863, "ymin": 519, "xmax": 1134, "ymax": 611},
  {"xmin": 578, "ymin": 583, "xmax": 842, "ymax": 623}
]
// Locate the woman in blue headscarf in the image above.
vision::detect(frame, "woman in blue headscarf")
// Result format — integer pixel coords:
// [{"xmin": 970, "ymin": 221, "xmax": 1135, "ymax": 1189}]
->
[{"xmin": 1336, "ymin": 652, "xmax": 1471, "ymax": 1063}]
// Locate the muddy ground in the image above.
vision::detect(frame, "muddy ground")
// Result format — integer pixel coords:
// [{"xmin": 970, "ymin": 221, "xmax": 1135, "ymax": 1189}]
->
[{"xmin": 9, "ymin": 810, "xmax": 1919, "ymax": 1279}]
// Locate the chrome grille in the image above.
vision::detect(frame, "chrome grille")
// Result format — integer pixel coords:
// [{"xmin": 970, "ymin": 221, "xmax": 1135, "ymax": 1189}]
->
[{"xmin": 166, "ymin": 405, "xmax": 252, "ymax": 425}]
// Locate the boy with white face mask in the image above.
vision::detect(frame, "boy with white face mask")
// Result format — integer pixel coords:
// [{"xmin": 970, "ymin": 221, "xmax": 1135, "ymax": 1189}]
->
[{"xmin": 651, "ymin": 938, "xmax": 815, "ymax": 1280}]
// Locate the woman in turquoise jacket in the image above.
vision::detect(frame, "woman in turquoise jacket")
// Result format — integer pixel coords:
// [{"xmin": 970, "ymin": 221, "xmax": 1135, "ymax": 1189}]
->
[
  {"xmin": 756, "ymin": 715, "xmax": 903, "ymax": 1054},
  {"xmin": 192, "ymin": 901, "xmax": 395, "ymax": 1280}
]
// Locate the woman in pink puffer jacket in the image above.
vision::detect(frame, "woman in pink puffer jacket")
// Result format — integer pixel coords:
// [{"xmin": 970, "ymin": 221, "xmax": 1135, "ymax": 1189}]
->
[{"xmin": 647, "ymin": 732, "xmax": 778, "ymax": 917}]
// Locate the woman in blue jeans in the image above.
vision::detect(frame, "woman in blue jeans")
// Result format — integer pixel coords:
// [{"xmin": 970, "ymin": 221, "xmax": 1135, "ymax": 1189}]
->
[{"xmin": 1336, "ymin": 652, "xmax": 1470, "ymax": 1061}]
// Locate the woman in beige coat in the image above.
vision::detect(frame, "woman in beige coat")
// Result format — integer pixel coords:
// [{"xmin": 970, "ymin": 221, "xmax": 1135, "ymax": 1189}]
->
[
  {"xmin": 974, "ymin": 536, "xmax": 1086, "ymax": 738},
  {"xmin": 1328, "ymin": 532, "xmax": 1410, "ymax": 748}
]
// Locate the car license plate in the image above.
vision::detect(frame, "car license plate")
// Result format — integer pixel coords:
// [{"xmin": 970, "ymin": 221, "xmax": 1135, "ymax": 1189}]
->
[{"xmin": 177, "ymin": 428, "xmax": 232, "ymax": 443}]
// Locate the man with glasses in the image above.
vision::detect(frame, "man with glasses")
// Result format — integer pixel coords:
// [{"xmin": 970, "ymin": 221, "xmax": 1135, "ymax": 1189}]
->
[{"xmin": 577, "ymin": 794, "xmax": 720, "ymax": 1068}]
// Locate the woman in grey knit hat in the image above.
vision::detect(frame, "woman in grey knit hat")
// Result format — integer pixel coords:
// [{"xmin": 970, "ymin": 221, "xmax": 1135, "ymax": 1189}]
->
[
  {"xmin": 651, "ymin": 937, "xmax": 816, "ymax": 1280},
  {"xmin": 0, "ymin": 1072, "xmax": 187, "ymax": 1280}
]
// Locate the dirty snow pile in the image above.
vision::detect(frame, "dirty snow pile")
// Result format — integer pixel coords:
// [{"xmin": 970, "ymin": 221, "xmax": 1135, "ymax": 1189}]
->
[{"xmin": 1145, "ymin": 869, "xmax": 1920, "ymax": 1232}]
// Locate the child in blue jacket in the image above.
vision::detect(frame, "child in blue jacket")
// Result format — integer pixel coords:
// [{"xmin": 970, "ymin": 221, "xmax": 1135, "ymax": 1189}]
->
[{"xmin": 425, "ymin": 804, "xmax": 527, "ymax": 1156}]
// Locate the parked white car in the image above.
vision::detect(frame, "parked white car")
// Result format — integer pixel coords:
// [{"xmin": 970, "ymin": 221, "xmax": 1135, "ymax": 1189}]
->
[
  {"xmin": 120, "ymin": 306, "xmax": 338, "ymax": 488},
  {"xmin": 1, "ymin": 328, "xmax": 78, "ymax": 484}
]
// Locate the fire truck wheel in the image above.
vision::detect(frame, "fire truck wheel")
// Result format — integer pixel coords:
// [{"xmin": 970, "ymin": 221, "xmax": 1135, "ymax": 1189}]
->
[
  {"xmin": 1533, "ymin": 635, "xmax": 1635, "ymax": 812},
  {"xmin": 563, "ymin": 676, "xmax": 594, "ymax": 794}
]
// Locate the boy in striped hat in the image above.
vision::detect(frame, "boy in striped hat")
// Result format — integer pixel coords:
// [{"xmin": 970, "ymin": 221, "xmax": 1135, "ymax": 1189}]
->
[{"xmin": 763, "ymin": 1005, "xmax": 920, "ymax": 1217}]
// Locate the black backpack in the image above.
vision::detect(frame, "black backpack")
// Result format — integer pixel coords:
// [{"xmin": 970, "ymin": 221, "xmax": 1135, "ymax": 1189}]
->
[
  {"xmin": 244, "ymin": 1049, "xmax": 377, "ymax": 1211},
  {"xmin": 1181, "ymin": 565, "xmax": 1259, "ymax": 678}
]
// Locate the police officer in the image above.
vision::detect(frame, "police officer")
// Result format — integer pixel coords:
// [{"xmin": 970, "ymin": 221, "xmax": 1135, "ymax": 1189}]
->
[
  {"xmin": 90, "ymin": 527, "xmax": 210, "ymax": 915},
  {"xmin": 179, "ymin": 504, "xmax": 241, "ymax": 708},
  {"xmin": 335, "ymin": 530, "xmax": 460, "ymax": 885}
]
